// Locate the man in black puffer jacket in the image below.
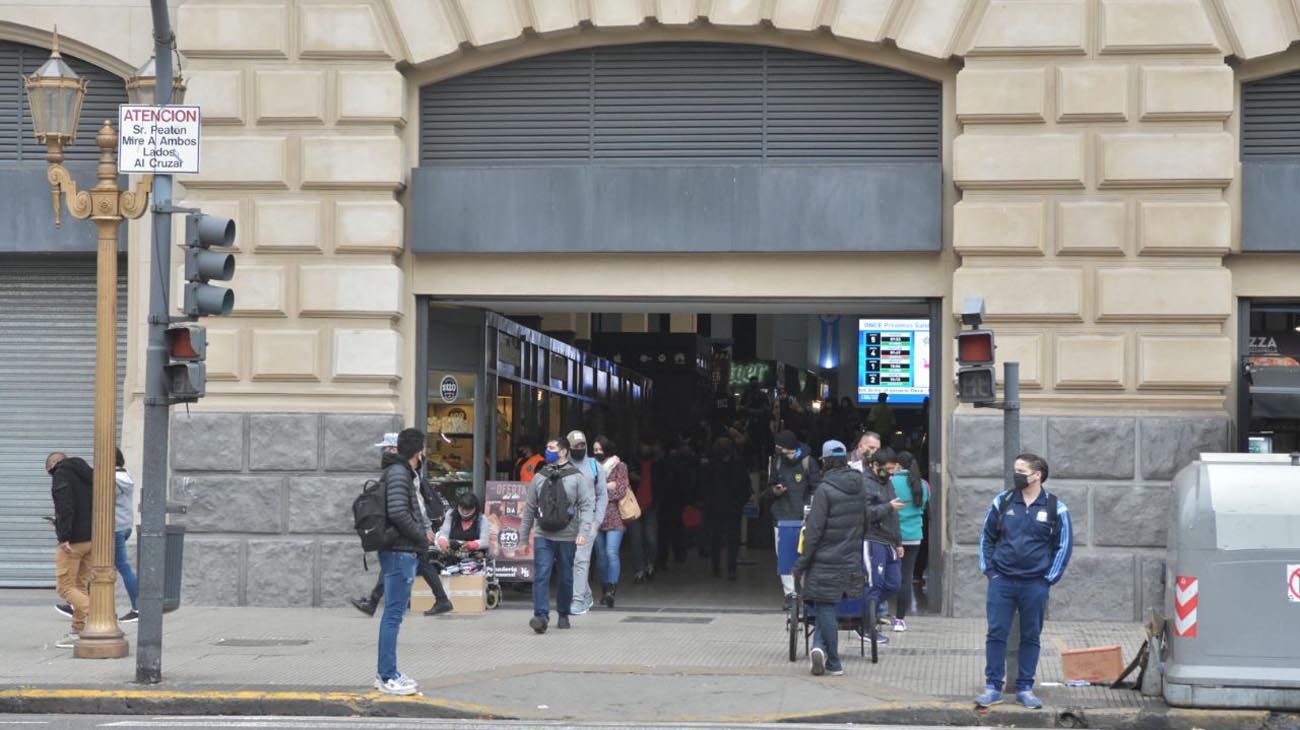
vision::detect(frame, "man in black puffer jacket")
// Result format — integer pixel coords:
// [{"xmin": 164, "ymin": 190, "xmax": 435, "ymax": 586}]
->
[
  {"xmin": 372, "ymin": 428, "xmax": 430, "ymax": 696},
  {"xmin": 793, "ymin": 440, "xmax": 866, "ymax": 677}
]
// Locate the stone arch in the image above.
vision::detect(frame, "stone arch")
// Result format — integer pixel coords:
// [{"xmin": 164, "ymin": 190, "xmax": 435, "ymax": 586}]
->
[
  {"xmin": 387, "ymin": 0, "xmax": 984, "ymax": 76},
  {"xmin": 0, "ymin": 21, "xmax": 135, "ymax": 79}
]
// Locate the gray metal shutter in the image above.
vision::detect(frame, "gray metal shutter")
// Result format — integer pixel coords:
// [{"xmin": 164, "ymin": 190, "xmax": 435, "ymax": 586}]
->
[
  {"xmin": 420, "ymin": 42, "xmax": 940, "ymax": 164},
  {"xmin": 0, "ymin": 39, "xmax": 127, "ymax": 162},
  {"xmin": 0, "ymin": 255, "xmax": 127, "ymax": 587},
  {"xmin": 1243, "ymin": 72, "xmax": 1300, "ymax": 158}
]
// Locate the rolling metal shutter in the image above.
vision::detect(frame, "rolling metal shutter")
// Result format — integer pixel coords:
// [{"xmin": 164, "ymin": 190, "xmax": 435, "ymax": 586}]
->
[
  {"xmin": 0, "ymin": 257, "xmax": 127, "ymax": 586},
  {"xmin": 420, "ymin": 42, "xmax": 941, "ymax": 164},
  {"xmin": 0, "ymin": 39, "xmax": 128, "ymax": 162},
  {"xmin": 1241, "ymin": 71, "xmax": 1300, "ymax": 250}
]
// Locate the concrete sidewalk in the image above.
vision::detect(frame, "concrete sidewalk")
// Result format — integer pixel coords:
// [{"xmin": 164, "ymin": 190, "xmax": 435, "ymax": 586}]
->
[{"xmin": 0, "ymin": 586, "xmax": 1200, "ymax": 726}]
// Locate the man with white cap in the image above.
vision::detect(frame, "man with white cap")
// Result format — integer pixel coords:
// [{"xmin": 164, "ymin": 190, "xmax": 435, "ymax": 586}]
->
[
  {"xmin": 350, "ymin": 432, "xmax": 453, "ymax": 617},
  {"xmin": 566, "ymin": 429, "xmax": 607, "ymax": 615}
]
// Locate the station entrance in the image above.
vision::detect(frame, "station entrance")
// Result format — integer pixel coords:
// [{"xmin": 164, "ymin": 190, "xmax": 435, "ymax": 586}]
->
[{"xmin": 419, "ymin": 297, "xmax": 945, "ymax": 615}]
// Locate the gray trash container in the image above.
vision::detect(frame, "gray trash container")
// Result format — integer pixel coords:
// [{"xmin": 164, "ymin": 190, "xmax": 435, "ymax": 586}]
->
[
  {"xmin": 1163, "ymin": 452, "xmax": 1300, "ymax": 709},
  {"xmin": 163, "ymin": 524, "xmax": 185, "ymax": 613}
]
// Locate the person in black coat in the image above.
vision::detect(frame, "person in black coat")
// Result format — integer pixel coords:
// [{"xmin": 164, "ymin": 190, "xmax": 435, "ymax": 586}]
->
[
  {"xmin": 47, "ymin": 452, "xmax": 94, "ymax": 644},
  {"xmin": 704, "ymin": 437, "xmax": 751, "ymax": 580},
  {"xmin": 373, "ymin": 428, "xmax": 431, "ymax": 695},
  {"xmin": 793, "ymin": 440, "xmax": 867, "ymax": 676}
]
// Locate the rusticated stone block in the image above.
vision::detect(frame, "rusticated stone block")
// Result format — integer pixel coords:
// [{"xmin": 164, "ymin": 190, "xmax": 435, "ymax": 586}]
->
[
  {"xmin": 250, "ymin": 414, "xmax": 320, "ymax": 471},
  {"xmin": 175, "ymin": 476, "xmax": 284, "ymax": 533},
  {"xmin": 323, "ymin": 414, "xmax": 402, "ymax": 471},
  {"xmin": 171, "ymin": 413, "xmax": 244, "ymax": 471},
  {"xmin": 951, "ymin": 415, "xmax": 1046, "ymax": 478},
  {"xmin": 1046, "ymin": 417, "xmax": 1136, "ymax": 479},
  {"xmin": 246, "ymin": 540, "xmax": 316, "ymax": 607},
  {"xmin": 949, "ymin": 550, "xmax": 989, "ymax": 619},
  {"xmin": 1049, "ymin": 553, "xmax": 1135, "ymax": 621},
  {"xmin": 182, "ymin": 538, "xmax": 242, "ymax": 606},
  {"xmin": 1043, "ymin": 481, "xmax": 1089, "ymax": 549},
  {"xmin": 1139, "ymin": 554, "xmax": 1167, "ymax": 620},
  {"xmin": 320, "ymin": 539, "xmax": 378, "ymax": 607},
  {"xmin": 1139, "ymin": 417, "xmax": 1229, "ymax": 480},
  {"xmin": 1093, "ymin": 485, "xmax": 1171, "ymax": 547},
  {"xmin": 950, "ymin": 479, "xmax": 1003, "ymax": 546},
  {"xmin": 289, "ymin": 477, "xmax": 361, "ymax": 533}
]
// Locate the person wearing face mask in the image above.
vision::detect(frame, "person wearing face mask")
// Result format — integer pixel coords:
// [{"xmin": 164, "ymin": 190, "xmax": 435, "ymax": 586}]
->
[
  {"xmin": 566, "ymin": 430, "xmax": 607, "ymax": 616},
  {"xmin": 436, "ymin": 492, "xmax": 490, "ymax": 555},
  {"xmin": 848, "ymin": 431, "xmax": 882, "ymax": 473},
  {"xmin": 767, "ymin": 429, "xmax": 820, "ymax": 608},
  {"xmin": 590, "ymin": 435, "xmax": 629, "ymax": 608},
  {"xmin": 976, "ymin": 453, "xmax": 1072, "ymax": 711},
  {"xmin": 520, "ymin": 436, "xmax": 593, "ymax": 634},
  {"xmin": 858, "ymin": 447, "xmax": 907, "ymax": 645}
]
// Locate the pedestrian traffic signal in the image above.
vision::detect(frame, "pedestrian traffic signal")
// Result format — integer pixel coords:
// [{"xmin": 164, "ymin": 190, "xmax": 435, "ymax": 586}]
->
[
  {"xmin": 956, "ymin": 329, "xmax": 997, "ymax": 404},
  {"xmin": 164, "ymin": 325, "xmax": 206, "ymax": 402},
  {"xmin": 183, "ymin": 212, "xmax": 235, "ymax": 317}
]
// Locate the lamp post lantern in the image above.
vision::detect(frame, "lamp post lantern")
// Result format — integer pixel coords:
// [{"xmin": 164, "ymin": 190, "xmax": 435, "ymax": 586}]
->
[
  {"xmin": 25, "ymin": 29, "xmax": 156, "ymax": 659},
  {"xmin": 125, "ymin": 53, "xmax": 187, "ymax": 106}
]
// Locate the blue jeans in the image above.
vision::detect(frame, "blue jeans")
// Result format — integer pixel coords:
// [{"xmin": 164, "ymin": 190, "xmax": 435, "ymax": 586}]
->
[
  {"xmin": 984, "ymin": 575, "xmax": 1050, "ymax": 692},
  {"xmin": 114, "ymin": 529, "xmax": 138, "ymax": 609},
  {"xmin": 533, "ymin": 537, "xmax": 576, "ymax": 619},
  {"xmin": 377, "ymin": 551, "xmax": 417, "ymax": 681},
  {"xmin": 812, "ymin": 600, "xmax": 842, "ymax": 672},
  {"xmin": 595, "ymin": 529, "xmax": 624, "ymax": 585}
]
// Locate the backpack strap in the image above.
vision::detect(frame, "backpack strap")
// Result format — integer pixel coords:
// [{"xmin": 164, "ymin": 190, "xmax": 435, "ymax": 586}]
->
[
  {"xmin": 994, "ymin": 489, "xmax": 1014, "ymax": 536},
  {"xmin": 996, "ymin": 489, "xmax": 1061, "ymax": 537}
]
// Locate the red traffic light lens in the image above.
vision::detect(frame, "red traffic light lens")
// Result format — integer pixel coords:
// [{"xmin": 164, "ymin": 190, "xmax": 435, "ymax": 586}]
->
[
  {"xmin": 957, "ymin": 331, "xmax": 994, "ymax": 364},
  {"xmin": 169, "ymin": 329, "xmax": 198, "ymax": 359}
]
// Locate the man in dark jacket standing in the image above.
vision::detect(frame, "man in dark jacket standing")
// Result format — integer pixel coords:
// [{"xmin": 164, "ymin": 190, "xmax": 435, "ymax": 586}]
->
[
  {"xmin": 793, "ymin": 440, "xmax": 866, "ymax": 676},
  {"xmin": 768, "ymin": 429, "xmax": 820, "ymax": 606},
  {"xmin": 373, "ymin": 428, "xmax": 430, "ymax": 696},
  {"xmin": 47, "ymin": 452, "xmax": 94, "ymax": 648}
]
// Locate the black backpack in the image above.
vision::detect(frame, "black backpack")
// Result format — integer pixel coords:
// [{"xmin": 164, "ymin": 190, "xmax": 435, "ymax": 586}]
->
[
  {"xmin": 994, "ymin": 489, "xmax": 1060, "ymax": 540},
  {"xmin": 353, "ymin": 479, "xmax": 392, "ymax": 554},
  {"xmin": 536, "ymin": 465, "xmax": 577, "ymax": 532}
]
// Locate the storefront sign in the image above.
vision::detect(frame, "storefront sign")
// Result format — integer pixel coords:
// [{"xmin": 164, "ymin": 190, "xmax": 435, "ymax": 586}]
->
[
  {"xmin": 117, "ymin": 105, "xmax": 201, "ymax": 174},
  {"xmin": 439, "ymin": 375, "xmax": 459, "ymax": 403},
  {"xmin": 486, "ymin": 480, "xmax": 534, "ymax": 581}
]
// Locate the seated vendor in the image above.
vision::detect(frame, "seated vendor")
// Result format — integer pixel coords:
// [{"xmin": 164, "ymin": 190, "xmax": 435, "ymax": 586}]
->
[{"xmin": 436, "ymin": 492, "xmax": 491, "ymax": 555}]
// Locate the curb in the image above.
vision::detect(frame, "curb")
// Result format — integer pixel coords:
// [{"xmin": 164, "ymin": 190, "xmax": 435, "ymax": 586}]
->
[
  {"xmin": 2, "ymin": 687, "xmax": 1297, "ymax": 729},
  {"xmin": 0, "ymin": 688, "xmax": 514, "ymax": 720}
]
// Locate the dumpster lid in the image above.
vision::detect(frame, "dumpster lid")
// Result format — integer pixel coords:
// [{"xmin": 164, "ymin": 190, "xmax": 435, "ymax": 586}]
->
[
  {"xmin": 1249, "ymin": 366, "xmax": 1300, "ymax": 419},
  {"xmin": 1202, "ymin": 454, "xmax": 1300, "ymax": 550}
]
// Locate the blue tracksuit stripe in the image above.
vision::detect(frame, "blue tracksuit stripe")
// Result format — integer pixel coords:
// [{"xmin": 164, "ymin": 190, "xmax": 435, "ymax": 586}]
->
[{"xmin": 1046, "ymin": 498, "xmax": 1073, "ymax": 584}]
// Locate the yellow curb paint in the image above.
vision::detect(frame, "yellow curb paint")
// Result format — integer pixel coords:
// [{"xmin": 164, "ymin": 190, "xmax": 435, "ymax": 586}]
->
[{"xmin": 0, "ymin": 688, "xmax": 502, "ymax": 717}]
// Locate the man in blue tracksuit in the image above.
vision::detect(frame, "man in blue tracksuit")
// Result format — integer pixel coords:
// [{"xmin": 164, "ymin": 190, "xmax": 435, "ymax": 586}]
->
[{"xmin": 977, "ymin": 453, "xmax": 1072, "ymax": 710}]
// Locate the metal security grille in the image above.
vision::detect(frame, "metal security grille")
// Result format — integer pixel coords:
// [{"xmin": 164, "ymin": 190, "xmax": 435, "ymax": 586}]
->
[
  {"xmin": 1242, "ymin": 71, "xmax": 1300, "ymax": 158},
  {"xmin": 0, "ymin": 40, "xmax": 128, "ymax": 162},
  {"xmin": 0, "ymin": 256, "xmax": 127, "ymax": 587},
  {"xmin": 420, "ymin": 42, "xmax": 941, "ymax": 164}
]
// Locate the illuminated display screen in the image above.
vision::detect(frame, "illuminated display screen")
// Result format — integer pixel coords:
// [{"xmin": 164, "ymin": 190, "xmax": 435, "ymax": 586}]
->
[{"xmin": 857, "ymin": 319, "xmax": 930, "ymax": 405}]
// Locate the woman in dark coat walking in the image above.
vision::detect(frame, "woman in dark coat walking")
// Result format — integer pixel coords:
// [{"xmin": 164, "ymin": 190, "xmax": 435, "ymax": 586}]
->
[{"xmin": 793, "ymin": 440, "xmax": 867, "ymax": 676}]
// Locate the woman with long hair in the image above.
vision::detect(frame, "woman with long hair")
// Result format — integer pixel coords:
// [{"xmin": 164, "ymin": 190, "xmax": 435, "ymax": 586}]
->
[
  {"xmin": 591, "ymin": 435, "xmax": 630, "ymax": 608},
  {"xmin": 890, "ymin": 450, "xmax": 930, "ymax": 631}
]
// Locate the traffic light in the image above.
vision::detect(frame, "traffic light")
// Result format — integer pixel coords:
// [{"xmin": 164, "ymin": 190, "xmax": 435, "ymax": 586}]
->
[
  {"xmin": 956, "ymin": 329, "xmax": 997, "ymax": 404},
  {"xmin": 164, "ymin": 326, "xmax": 206, "ymax": 402},
  {"xmin": 183, "ymin": 212, "xmax": 235, "ymax": 317}
]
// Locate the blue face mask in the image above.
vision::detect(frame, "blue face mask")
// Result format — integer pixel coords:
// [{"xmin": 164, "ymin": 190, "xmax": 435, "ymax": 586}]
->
[{"xmin": 544, "ymin": 450, "xmax": 560, "ymax": 464}]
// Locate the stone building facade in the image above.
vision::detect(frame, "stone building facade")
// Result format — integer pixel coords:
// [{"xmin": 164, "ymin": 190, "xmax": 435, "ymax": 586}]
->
[{"xmin": 6, "ymin": 0, "xmax": 1300, "ymax": 617}]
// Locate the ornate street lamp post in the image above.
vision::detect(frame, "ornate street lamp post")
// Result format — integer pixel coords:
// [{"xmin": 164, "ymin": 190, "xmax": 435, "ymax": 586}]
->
[{"xmin": 25, "ymin": 30, "xmax": 154, "ymax": 659}]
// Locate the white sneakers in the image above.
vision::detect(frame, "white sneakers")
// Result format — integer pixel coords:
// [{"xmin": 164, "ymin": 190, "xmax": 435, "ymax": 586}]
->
[
  {"xmin": 54, "ymin": 633, "xmax": 79, "ymax": 648},
  {"xmin": 374, "ymin": 673, "xmax": 418, "ymax": 696},
  {"xmin": 810, "ymin": 646, "xmax": 826, "ymax": 676}
]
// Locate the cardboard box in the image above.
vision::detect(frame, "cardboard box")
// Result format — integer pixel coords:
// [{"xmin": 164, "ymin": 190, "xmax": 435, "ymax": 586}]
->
[
  {"xmin": 409, "ymin": 573, "xmax": 486, "ymax": 614},
  {"xmin": 1061, "ymin": 645, "xmax": 1124, "ymax": 683}
]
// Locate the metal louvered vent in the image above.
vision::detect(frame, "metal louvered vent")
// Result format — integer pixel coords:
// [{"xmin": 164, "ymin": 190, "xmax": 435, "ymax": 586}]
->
[
  {"xmin": 1242, "ymin": 71, "xmax": 1300, "ymax": 158},
  {"xmin": 0, "ymin": 40, "xmax": 127, "ymax": 162},
  {"xmin": 420, "ymin": 43, "xmax": 941, "ymax": 164},
  {"xmin": 0, "ymin": 256, "xmax": 127, "ymax": 587}
]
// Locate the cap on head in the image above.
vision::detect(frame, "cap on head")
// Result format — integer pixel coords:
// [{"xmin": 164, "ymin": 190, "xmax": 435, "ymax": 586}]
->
[
  {"xmin": 566, "ymin": 430, "xmax": 588, "ymax": 447},
  {"xmin": 774, "ymin": 430, "xmax": 799, "ymax": 451},
  {"xmin": 373, "ymin": 432, "xmax": 399, "ymax": 449},
  {"xmin": 821, "ymin": 440, "xmax": 847, "ymax": 458}
]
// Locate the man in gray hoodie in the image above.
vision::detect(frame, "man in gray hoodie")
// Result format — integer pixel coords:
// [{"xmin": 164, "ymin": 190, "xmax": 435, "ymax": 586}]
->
[{"xmin": 520, "ymin": 435, "xmax": 595, "ymax": 634}]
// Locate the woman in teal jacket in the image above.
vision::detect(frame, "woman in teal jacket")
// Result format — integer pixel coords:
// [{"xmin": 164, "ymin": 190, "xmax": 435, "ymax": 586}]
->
[{"xmin": 889, "ymin": 451, "xmax": 929, "ymax": 632}]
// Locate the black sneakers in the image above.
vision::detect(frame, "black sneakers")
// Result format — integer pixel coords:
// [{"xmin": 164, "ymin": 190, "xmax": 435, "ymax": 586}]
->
[
  {"xmin": 119, "ymin": 609, "xmax": 139, "ymax": 623},
  {"xmin": 54, "ymin": 604, "xmax": 73, "ymax": 618},
  {"xmin": 350, "ymin": 597, "xmax": 377, "ymax": 617},
  {"xmin": 529, "ymin": 616, "xmax": 548, "ymax": 634},
  {"xmin": 423, "ymin": 601, "xmax": 453, "ymax": 616},
  {"xmin": 557, "ymin": 615, "xmax": 571, "ymax": 629}
]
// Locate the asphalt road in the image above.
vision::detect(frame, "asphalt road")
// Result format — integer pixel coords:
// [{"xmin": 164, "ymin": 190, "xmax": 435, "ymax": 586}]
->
[{"xmin": 0, "ymin": 717, "xmax": 968, "ymax": 730}]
